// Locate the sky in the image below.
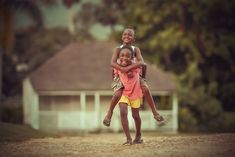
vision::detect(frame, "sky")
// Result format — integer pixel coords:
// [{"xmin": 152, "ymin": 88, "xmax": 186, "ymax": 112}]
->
[{"xmin": 15, "ymin": 0, "xmax": 111, "ymax": 40}]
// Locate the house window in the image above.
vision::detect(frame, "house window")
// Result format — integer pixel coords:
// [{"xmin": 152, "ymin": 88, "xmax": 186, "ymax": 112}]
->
[
  {"xmin": 86, "ymin": 95, "xmax": 95, "ymax": 111},
  {"xmin": 141, "ymin": 95, "xmax": 172, "ymax": 110},
  {"xmin": 39, "ymin": 96, "xmax": 80, "ymax": 111},
  {"xmin": 100, "ymin": 95, "xmax": 113, "ymax": 111}
]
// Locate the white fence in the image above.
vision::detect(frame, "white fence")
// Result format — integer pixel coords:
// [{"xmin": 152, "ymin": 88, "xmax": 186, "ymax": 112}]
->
[{"xmin": 38, "ymin": 109, "xmax": 177, "ymax": 133}]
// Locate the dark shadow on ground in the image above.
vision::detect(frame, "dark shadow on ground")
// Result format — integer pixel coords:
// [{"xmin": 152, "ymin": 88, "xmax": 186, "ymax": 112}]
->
[{"xmin": 0, "ymin": 122, "xmax": 57, "ymax": 142}]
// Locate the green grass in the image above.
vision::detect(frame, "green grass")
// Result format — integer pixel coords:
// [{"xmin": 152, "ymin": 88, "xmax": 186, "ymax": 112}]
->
[{"xmin": 0, "ymin": 122, "xmax": 56, "ymax": 142}]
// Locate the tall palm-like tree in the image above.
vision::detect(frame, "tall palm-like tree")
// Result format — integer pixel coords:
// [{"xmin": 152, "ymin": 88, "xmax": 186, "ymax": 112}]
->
[{"xmin": 0, "ymin": 0, "xmax": 43, "ymax": 100}]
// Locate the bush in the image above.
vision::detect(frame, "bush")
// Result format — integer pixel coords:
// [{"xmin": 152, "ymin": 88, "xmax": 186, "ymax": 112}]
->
[
  {"xmin": 224, "ymin": 112, "xmax": 235, "ymax": 132},
  {"xmin": 179, "ymin": 86, "xmax": 225, "ymax": 132},
  {"xmin": 0, "ymin": 106, "xmax": 23, "ymax": 124},
  {"xmin": 179, "ymin": 107, "xmax": 198, "ymax": 132}
]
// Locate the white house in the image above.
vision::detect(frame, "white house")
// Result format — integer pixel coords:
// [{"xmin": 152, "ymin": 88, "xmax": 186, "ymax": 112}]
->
[{"xmin": 23, "ymin": 41, "xmax": 178, "ymax": 133}]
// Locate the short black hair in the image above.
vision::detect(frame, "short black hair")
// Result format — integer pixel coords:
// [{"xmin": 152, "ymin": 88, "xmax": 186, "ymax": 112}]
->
[
  {"xmin": 125, "ymin": 26, "xmax": 136, "ymax": 31},
  {"xmin": 119, "ymin": 45, "xmax": 134, "ymax": 58}
]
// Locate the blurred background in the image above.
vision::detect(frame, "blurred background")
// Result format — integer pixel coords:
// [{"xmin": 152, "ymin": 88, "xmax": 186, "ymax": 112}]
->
[{"xmin": 0, "ymin": 0, "xmax": 234, "ymax": 133}]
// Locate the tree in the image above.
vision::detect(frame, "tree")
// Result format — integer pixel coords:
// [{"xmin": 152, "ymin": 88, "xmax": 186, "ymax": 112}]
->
[{"xmin": 0, "ymin": 0, "xmax": 43, "ymax": 100}]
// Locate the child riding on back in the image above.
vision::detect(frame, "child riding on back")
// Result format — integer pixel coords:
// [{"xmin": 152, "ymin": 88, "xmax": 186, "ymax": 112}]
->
[{"xmin": 103, "ymin": 27, "xmax": 165, "ymax": 127}]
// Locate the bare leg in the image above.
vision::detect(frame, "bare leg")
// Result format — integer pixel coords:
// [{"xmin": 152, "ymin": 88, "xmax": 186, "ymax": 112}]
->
[
  {"xmin": 119, "ymin": 103, "xmax": 132, "ymax": 144},
  {"xmin": 141, "ymin": 86, "xmax": 159, "ymax": 116},
  {"xmin": 131, "ymin": 107, "xmax": 142, "ymax": 143},
  {"xmin": 142, "ymin": 86, "xmax": 165, "ymax": 124},
  {"xmin": 103, "ymin": 89, "xmax": 123, "ymax": 126}
]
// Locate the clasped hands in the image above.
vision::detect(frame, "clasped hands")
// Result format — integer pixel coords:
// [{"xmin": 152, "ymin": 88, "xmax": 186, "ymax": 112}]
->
[{"xmin": 119, "ymin": 62, "xmax": 146, "ymax": 73}]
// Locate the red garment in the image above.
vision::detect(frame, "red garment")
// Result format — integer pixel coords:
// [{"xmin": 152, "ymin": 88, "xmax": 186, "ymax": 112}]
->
[{"xmin": 114, "ymin": 68, "xmax": 143, "ymax": 100}]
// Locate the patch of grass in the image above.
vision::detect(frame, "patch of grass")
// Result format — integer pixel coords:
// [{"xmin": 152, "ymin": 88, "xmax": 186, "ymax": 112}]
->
[{"xmin": 0, "ymin": 122, "xmax": 56, "ymax": 142}]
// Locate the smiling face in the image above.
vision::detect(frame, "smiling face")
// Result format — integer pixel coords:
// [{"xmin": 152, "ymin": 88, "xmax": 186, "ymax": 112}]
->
[
  {"xmin": 119, "ymin": 48, "xmax": 132, "ymax": 67},
  {"xmin": 121, "ymin": 28, "xmax": 135, "ymax": 44}
]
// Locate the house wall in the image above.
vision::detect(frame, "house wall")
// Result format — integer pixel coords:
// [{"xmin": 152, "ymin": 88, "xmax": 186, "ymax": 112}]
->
[
  {"xmin": 39, "ymin": 95, "xmax": 81, "ymax": 111},
  {"xmin": 39, "ymin": 95, "xmax": 112, "ymax": 111},
  {"xmin": 23, "ymin": 78, "xmax": 39, "ymax": 129},
  {"xmin": 38, "ymin": 95, "xmax": 80, "ymax": 131},
  {"xmin": 38, "ymin": 94, "xmax": 115, "ymax": 132},
  {"xmin": 23, "ymin": 78, "xmax": 178, "ymax": 132}
]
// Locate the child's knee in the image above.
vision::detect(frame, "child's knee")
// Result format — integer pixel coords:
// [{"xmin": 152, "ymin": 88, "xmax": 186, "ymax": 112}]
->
[
  {"xmin": 119, "ymin": 104, "xmax": 127, "ymax": 116},
  {"xmin": 120, "ymin": 110, "xmax": 128, "ymax": 117},
  {"xmin": 113, "ymin": 89, "xmax": 123, "ymax": 99}
]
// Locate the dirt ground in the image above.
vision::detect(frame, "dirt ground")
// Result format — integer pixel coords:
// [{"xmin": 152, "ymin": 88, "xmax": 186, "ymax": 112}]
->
[{"xmin": 0, "ymin": 132, "xmax": 235, "ymax": 157}]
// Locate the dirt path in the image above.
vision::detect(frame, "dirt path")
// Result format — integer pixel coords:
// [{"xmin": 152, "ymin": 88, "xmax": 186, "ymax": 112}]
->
[{"xmin": 0, "ymin": 133, "xmax": 235, "ymax": 157}]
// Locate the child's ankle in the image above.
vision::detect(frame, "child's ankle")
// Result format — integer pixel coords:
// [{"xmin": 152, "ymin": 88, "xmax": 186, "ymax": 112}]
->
[
  {"xmin": 153, "ymin": 112, "xmax": 159, "ymax": 116},
  {"xmin": 135, "ymin": 134, "xmax": 141, "ymax": 139}
]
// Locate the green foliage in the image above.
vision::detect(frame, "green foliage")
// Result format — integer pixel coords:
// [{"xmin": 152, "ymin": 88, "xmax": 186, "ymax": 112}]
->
[
  {"xmin": 179, "ymin": 107, "xmax": 198, "ymax": 132},
  {"xmin": 0, "ymin": 105, "xmax": 23, "ymax": 124},
  {"xmin": 223, "ymin": 112, "xmax": 235, "ymax": 132},
  {"xmin": 180, "ymin": 86, "xmax": 225, "ymax": 132}
]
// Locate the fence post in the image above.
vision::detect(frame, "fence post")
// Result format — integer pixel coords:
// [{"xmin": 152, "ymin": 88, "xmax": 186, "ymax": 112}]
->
[
  {"xmin": 80, "ymin": 92, "xmax": 86, "ymax": 131},
  {"xmin": 172, "ymin": 92, "xmax": 178, "ymax": 132}
]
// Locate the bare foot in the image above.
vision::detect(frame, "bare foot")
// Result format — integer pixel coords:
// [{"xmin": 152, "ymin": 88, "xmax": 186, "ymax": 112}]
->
[
  {"xmin": 103, "ymin": 116, "xmax": 111, "ymax": 127},
  {"xmin": 154, "ymin": 114, "xmax": 165, "ymax": 126}
]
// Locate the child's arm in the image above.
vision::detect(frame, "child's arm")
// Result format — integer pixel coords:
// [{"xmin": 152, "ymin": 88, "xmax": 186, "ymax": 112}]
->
[
  {"xmin": 141, "ymin": 63, "xmax": 147, "ymax": 79},
  {"xmin": 111, "ymin": 47, "xmax": 146, "ymax": 73},
  {"xmin": 135, "ymin": 47, "xmax": 145, "ymax": 63},
  {"xmin": 111, "ymin": 47, "xmax": 132, "ymax": 73},
  {"xmin": 136, "ymin": 47, "xmax": 147, "ymax": 78},
  {"xmin": 126, "ymin": 62, "xmax": 146, "ymax": 72},
  {"xmin": 111, "ymin": 47, "xmax": 124, "ymax": 71},
  {"xmin": 125, "ymin": 47, "xmax": 146, "ymax": 71}
]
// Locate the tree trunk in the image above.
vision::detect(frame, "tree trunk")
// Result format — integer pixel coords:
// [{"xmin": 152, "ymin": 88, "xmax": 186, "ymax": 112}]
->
[
  {"xmin": 0, "ymin": 7, "xmax": 15, "ymax": 101},
  {"xmin": 0, "ymin": 47, "xmax": 2, "ymax": 101}
]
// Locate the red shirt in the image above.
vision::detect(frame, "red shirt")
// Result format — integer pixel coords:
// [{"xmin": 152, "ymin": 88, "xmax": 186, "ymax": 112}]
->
[{"xmin": 114, "ymin": 68, "xmax": 143, "ymax": 100}]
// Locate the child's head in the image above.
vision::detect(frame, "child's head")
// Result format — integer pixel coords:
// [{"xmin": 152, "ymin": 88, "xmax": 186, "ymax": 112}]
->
[
  {"xmin": 122, "ymin": 27, "xmax": 135, "ymax": 44},
  {"xmin": 119, "ymin": 46, "xmax": 134, "ymax": 67}
]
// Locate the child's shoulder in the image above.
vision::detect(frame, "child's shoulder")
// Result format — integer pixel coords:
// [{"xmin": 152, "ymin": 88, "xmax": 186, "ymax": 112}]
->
[{"xmin": 118, "ymin": 44, "xmax": 139, "ymax": 51}]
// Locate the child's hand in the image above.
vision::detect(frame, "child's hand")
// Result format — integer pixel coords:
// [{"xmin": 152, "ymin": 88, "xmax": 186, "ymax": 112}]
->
[
  {"xmin": 127, "ymin": 71, "xmax": 133, "ymax": 78},
  {"xmin": 120, "ymin": 66, "xmax": 129, "ymax": 73}
]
